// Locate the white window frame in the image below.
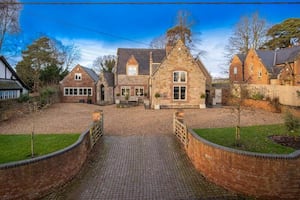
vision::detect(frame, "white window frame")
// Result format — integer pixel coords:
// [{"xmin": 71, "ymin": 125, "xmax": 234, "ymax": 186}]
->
[
  {"xmin": 127, "ymin": 65, "xmax": 138, "ymax": 76},
  {"xmin": 74, "ymin": 73, "xmax": 82, "ymax": 80},
  {"xmin": 135, "ymin": 87, "xmax": 144, "ymax": 96},
  {"xmin": 0, "ymin": 90, "xmax": 19, "ymax": 100},
  {"xmin": 64, "ymin": 87, "xmax": 92, "ymax": 96},
  {"xmin": 121, "ymin": 86, "xmax": 131, "ymax": 97},
  {"xmin": 233, "ymin": 67, "xmax": 237, "ymax": 75},
  {"xmin": 173, "ymin": 86, "xmax": 186, "ymax": 101},
  {"xmin": 173, "ymin": 71, "xmax": 187, "ymax": 83}
]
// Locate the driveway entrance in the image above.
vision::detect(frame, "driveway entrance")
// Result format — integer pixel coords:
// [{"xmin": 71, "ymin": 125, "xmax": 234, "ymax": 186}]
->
[{"xmin": 44, "ymin": 135, "xmax": 241, "ymax": 200}]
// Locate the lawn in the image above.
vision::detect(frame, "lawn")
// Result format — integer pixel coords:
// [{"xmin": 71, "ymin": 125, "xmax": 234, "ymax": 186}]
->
[
  {"xmin": 0, "ymin": 134, "xmax": 80, "ymax": 164},
  {"xmin": 194, "ymin": 124, "xmax": 299, "ymax": 154}
]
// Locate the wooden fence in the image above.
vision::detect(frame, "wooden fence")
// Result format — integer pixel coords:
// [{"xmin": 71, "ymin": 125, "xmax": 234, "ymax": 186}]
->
[
  {"xmin": 173, "ymin": 111, "xmax": 188, "ymax": 147},
  {"xmin": 90, "ymin": 110, "xmax": 104, "ymax": 146}
]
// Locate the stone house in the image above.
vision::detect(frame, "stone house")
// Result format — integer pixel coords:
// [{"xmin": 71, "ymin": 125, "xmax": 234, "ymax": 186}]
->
[
  {"xmin": 150, "ymin": 40, "xmax": 208, "ymax": 109},
  {"xmin": 0, "ymin": 56, "xmax": 29, "ymax": 100},
  {"xmin": 114, "ymin": 47, "xmax": 166, "ymax": 102},
  {"xmin": 114, "ymin": 40, "xmax": 211, "ymax": 108},
  {"xmin": 60, "ymin": 64, "xmax": 99, "ymax": 103},
  {"xmin": 96, "ymin": 72, "xmax": 114, "ymax": 104},
  {"xmin": 229, "ymin": 46, "xmax": 300, "ymax": 85}
]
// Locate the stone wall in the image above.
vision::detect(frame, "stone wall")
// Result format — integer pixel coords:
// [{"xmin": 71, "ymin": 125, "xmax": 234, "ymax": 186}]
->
[
  {"xmin": 185, "ymin": 129, "xmax": 300, "ymax": 200},
  {"xmin": 0, "ymin": 130, "xmax": 92, "ymax": 200},
  {"xmin": 151, "ymin": 40, "xmax": 206, "ymax": 108}
]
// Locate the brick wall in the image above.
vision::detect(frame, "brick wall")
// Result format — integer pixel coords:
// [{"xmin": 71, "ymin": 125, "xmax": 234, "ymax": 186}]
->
[
  {"xmin": 0, "ymin": 130, "xmax": 92, "ymax": 200},
  {"xmin": 185, "ymin": 129, "xmax": 300, "ymax": 199},
  {"xmin": 244, "ymin": 49, "xmax": 270, "ymax": 84},
  {"xmin": 60, "ymin": 65, "xmax": 97, "ymax": 103},
  {"xmin": 229, "ymin": 55, "xmax": 244, "ymax": 83}
]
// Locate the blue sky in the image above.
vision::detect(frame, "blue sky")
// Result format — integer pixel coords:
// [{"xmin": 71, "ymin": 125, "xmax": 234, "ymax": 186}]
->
[{"xmin": 14, "ymin": 0, "xmax": 300, "ymax": 77}]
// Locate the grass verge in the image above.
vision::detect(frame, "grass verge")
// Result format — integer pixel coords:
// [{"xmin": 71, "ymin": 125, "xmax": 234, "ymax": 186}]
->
[
  {"xmin": 194, "ymin": 124, "xmax": 299, "ymax": 154},
  {"xmin": 0, "ymin": 134, "xmax": 80, "ymax": 164}
]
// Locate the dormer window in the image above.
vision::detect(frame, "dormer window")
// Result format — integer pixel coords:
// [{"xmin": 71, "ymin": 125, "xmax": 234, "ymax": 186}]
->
[
  {"xmin": 75, "ymin": 73, "xmax": 82, "ymax": 80},
  {"xmin": 127, "ymin": 65, "xmax": 138, "ymax": 76}
]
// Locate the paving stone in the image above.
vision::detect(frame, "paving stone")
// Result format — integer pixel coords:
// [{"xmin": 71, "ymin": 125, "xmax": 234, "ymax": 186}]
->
[{"xmin": 43, "ymin": 135, "xmax": 247, "ymax": 200}]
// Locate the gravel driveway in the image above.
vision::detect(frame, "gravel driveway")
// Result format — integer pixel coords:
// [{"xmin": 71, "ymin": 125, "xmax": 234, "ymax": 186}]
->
[{"xmin": 0, "ymin": 103, "xmax": 283, "ymax": 135}]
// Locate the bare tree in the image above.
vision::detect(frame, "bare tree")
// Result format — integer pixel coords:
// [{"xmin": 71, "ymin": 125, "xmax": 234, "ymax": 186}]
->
[
  {"xmin": 166, "ymin": 10, "xmax": 194, "ymax": 46},
  {"xmin": 92, "ymin": 55, "xmax": 116, "ymax": 73},
  {"xmin": 0, "ymin": 0, "xmax": 21, "ymax": 53},
  {"xmin": 149, "ymin": 35, "xmax": 166, "ymax": 49},
  {"xmin": 225, "ymin": 12, "xmax": 268, "ymax": 60}
]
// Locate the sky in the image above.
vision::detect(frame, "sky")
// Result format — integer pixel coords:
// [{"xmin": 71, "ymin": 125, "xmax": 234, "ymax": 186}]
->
[{"xmin": 8, "ymin": 0, "xmax": 300, "ymax": 77}]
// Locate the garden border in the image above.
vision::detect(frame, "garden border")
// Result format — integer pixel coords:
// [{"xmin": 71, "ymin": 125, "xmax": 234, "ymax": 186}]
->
[
  {"xmin": 0, "ymin": 111, "xmax": 103, "ymax": 200},
  {"xmin": 173, "ymin": 112, "xmax": 300, "ymax": 199}
]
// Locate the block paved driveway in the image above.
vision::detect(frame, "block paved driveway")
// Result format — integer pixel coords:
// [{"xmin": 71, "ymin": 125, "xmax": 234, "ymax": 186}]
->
[{"xmin": 44, "ymin": 134, "xmax": 243, "ymax": 200}]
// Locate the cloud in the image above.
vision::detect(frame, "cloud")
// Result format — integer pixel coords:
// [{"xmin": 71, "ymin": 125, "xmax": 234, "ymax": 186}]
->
[
  {"xmin": 200, "ymin": 28, "xmax": 231, "ymax": 78},
  {"xmin": 60, "ymin": 38, "xmax": 117, "ymax": 68}
]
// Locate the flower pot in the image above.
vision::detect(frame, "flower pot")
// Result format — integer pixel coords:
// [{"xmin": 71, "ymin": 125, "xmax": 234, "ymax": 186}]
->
[{"xmin": 154, "ymin": 104, "xmax": 160, "ymax": 110}]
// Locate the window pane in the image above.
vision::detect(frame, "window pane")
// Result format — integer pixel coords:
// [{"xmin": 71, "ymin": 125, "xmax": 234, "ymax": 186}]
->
[
  {"xmin": 128, "ymin": 66, "xmax": 137, "ymax": 75},
  {"xmin": 140, "ymin": 88, "xmax": 144, "ymax": 96},
  {"xmin": 74, "ymin": 88, "xmax": 78, "ymax": 95},
  {"xmin": 180, "ymin": 72, "xmax": 186, "ymax": 82},
  {"xmin": 88, "ymin": 89, "xmax": 92, "ymax": 95},
  {"xmin": 173, "ymin": 87, "xmax": 179, "ymax": 99},
  {"xmin": 79, "ymin": 88, "xmax": 83, "ymax": 95},
  {"xmin": 70, "ymin": 88, "xmax": 73, "ymax": 95},
  {"xmin": 65, "ymin": 88, "xmax": 68, "ymax": 95},
  {"xmin": 173, "ymin": 72, "xmax": 179, "ymax": 82},
  {"xmin": 180, "ymin": 87, "xmax": 186, "ymax": 100},
  {"xmin": 84, "ymin": 89, "xmax": 87, "ymax": 95}
]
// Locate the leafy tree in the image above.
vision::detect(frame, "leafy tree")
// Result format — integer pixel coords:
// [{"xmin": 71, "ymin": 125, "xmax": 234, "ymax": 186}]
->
[
  {"xmin": 92, "ymin": 55, "xmax": 116, "ymax": 73},
  {"xmin": 0, "ymin": 0, "xmax": 21, "ymax": 53},
  {"xmin": 225, "ymin": 12, "xmax": 268, "ymax": 59},
  {"xmin": 16, "ymin": 36, "xmax": 70, "ymax": 91},
  {"xmin": 263, "ymin": 18, "xmax": 300, "ymax": 49}
]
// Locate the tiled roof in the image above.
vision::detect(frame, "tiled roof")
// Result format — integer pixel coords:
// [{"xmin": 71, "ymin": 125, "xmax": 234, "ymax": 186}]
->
[
  {"xmin": 0, "ymin": 80, "xmax": 23, "ymax": 90},
  {"xmin": 0, "ymin": 56, "xmax": 29, "ymax": 90},
  {"xmin": 256, "ymin": 46, "xmax": 300, "ymax": 76},
  {"xmin": 103, "ymin": 72, "xmax": 114, "ymax": 87},
  {"xmin": 116, "ymin": 48, "xmax": 166, "ymax": 75},
  {"xmin": 237, "ymin": 54, "xmax": 246, "ymax": 63},
  {"xmin": 82, "ymin": 66, "xmax": 99, "ymax": 82}
]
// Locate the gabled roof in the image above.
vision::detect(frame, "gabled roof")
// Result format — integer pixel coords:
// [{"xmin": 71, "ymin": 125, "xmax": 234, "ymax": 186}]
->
[
  {"xmin": 82, "ymin": 66, "xmax": 99, "ymax": 82},
  {"xmin": 103, "ymin": 72, "xmax": 114, "ymax": 87},
  {"xmin": 0, "ymin": 56, "xmax": 29, "ymax": 90},
  {"xmin": 256, "ymin": 46, "xmax": 300, "ymax": 76},
  {"xmin": 237, "ymin": 54, "xmax": 246, "ymax": 63},
  {"xmin": 116, "ymin": 48, "xmax": 166, "ymax": 75}
]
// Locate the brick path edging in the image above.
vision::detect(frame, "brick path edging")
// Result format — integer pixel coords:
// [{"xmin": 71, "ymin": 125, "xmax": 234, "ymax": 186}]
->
[
  {"xmin": 0, "ymin": 129, "xmax": 92, "ymax": 200},
  {"xmin": 185, "ymin": 129, "xmax": 300, "ymax": 200}
]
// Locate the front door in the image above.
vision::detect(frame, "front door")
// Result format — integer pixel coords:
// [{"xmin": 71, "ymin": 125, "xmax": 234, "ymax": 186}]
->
[{"xmin": 100, "ymin": 84, "xmax": 105, "ymax": 101}]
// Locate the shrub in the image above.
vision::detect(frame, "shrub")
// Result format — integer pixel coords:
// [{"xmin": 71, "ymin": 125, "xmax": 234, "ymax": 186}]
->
[
  {"xmin": 18, "ymin": 94, "xmax": 31, "ymax": 103},
  {"xmin": 284, "ymin": 111, "xmax": 300, "ymax": 133},
  {"xmin": 251, "ymin": 92, "xmax": 264, "ymax": 100},
  {"xmin": 40, "ymin": 86, "xmax": 57, "ymax": 106},
  {"xmin": 155, "ymin": 92, "xmax": 160, "ymax": 98}
]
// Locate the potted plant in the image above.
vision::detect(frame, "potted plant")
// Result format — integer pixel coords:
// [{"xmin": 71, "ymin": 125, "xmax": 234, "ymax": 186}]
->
[
  {"xmin": 200, "ymin": 93, "xmax": 206, "ymax": 109},
  {"xmin": 154, "ymin": 92, "xmax": 161, "ymax": 110}
]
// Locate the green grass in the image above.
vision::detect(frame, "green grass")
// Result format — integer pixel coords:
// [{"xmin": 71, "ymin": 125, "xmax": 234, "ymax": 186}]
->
[
  {"xmin": 194, "ymin": 124, "xmax": 299, "ymax": 154},
  {"xmin": 0, "ymin": 134, "xmax": 80, "ymax": 164}
]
